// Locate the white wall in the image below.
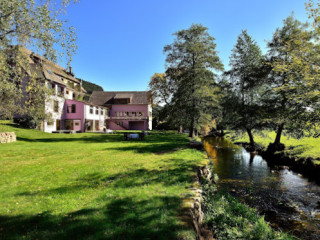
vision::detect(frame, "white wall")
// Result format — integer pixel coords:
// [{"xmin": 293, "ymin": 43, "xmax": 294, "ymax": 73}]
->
[
  {"xmin": 84, "ymin": 105, "xmax": 106, "ymax": 131},
  {"xmin": 43, "ymin": 95, "xmax": 65, "ymax": 133},
  {"xmin": 65, "ymin": 89, "xmax": 74, "ymax": 100},
  {"xmin": 148, "ymin": 104, "xmax": 152, "ymax": 130}
]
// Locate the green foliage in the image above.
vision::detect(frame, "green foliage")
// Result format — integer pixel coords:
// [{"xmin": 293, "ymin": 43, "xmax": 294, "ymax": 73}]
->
[
  {"xmin": 266, "ymin": 14, "xmax": 320, "ymax": 143},
  {"xmin": 0, "ymin": 0, "xmax": 77, "ymax": 120},
  {"xmin": 149, "ymin": 73, "xmax": 173, "ymax": 105},
  {"xmin": 79, "ymin": 78, "xmax": 104, "ymax": 95},
  {"xmin": 0, "ymin": 121, "xmax": 205, "ymax": 239},
  {"xmin": 162, "ymin": 24, "xmax": 223, "ymax": 136},
  {"xmin": 222, "ymin": 30, "xmax": 266, "ymax": 145},
  {"xmin": 202, "ymin": 184, "xmax": 296, "ymax": 240}
]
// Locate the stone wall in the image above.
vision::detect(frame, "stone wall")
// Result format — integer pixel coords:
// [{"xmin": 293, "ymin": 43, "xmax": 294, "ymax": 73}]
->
[{"xmin": 0, "ymin": 132, "xmax": 17, "ymax": 143}]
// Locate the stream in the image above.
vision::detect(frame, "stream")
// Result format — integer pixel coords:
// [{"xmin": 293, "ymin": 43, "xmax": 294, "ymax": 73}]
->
[{"xmin": 203, "ymin": 137, "xmax": 320, "ymax": 240}]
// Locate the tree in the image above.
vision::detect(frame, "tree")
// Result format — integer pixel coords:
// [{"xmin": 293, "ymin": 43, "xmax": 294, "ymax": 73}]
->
[
  {"xmin": 0, "ymin": 0, "xmax": 77, "ymax": 126},
  {"xmin": 267, "ymin": 15, "xmax": 318, "ymax": 148},
  {"xmin": 225, "ymin": 30, "xmax": 266, "ymax": 146},
  {"xmin": 149, "ymin": 73, "xmax": 173, "ymax": 105},
  {"xmin": 164, "ymin": 24, "xmax": 224, "ymax": 137}
]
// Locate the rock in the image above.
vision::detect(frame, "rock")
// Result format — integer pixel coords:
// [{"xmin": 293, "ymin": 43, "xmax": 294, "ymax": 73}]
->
[
  {"xmin": 0, "ymin": 132, "xmax": 17, "ymax": 144},
  {"xmin": 189, "ymin": 140, "xmax": 204, "ymax": 150}
]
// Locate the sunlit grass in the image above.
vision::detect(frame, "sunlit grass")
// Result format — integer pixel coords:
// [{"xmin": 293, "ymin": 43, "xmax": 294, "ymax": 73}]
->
[
  {"xmin": 202, "ymin": 174, "xmax": 297, "ymax": 240},
  {"xmin": 228, "ymin": 130, "xmax": 320, "ymax": 159},
  {"xmin": 0, "ymin": 121, "xmax": 205, "ymax": 240}
]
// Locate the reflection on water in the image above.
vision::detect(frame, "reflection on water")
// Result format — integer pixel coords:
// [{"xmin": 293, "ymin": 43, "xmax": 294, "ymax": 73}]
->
[{"xmin": 203, "ymin": 137, "xmax": 320, "ymax": 240}]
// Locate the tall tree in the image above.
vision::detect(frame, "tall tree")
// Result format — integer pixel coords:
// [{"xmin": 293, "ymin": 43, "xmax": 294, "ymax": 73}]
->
[
  {"xmin": 225, "ymin": 30, "xmax": 265, "ymax": 146},
  {"xmin": 164, "ymin": 24, "xmax": 223, "ymax": 137},
  {"xmin": 0, "ymin": 0, "xmax": 77, "ymax": 125},
  {"xmin": 267, "ymin": 15, "xmax": 318, "ymax": 148}
]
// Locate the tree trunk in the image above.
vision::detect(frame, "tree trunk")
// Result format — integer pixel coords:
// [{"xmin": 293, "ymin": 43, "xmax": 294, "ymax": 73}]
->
[
  {"xmin": 246, "ymin": 128, "xmax": 254, "ymax": 146},
  {"xmin": 189, "ymin": 117, "xmax": 195, "ymax": 138},
  {"xmin": 220, "ymin": 129, "xmax": 224, "ymax": 137},
  {"xmin": 189, "ymin": 125, "xmax": 194, "ymax": 138},
  {"xmin": 274, "ymin": 123, "xmax": 284, "ymax": 145},
  {"xmin": 178, "ymin": 125, "xmax": 183, "ymax": 134}
]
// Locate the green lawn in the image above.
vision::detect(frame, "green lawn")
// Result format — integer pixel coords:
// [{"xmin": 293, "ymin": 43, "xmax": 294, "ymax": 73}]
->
[
  {"xmin": 227, "ymin": 130, "xmax": 320, "ymax": 160},
  {"xmin": 0, "ymin": 122, "xmax": 206, "ymax": 240}
]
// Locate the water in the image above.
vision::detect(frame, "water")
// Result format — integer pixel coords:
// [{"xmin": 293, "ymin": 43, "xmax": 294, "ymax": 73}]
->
[{"xmin": 203, "ymin": 137, "xmax": 320, "ymax": 240}]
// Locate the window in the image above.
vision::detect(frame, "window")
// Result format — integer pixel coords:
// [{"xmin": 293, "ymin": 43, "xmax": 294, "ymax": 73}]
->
[
  {"xmin": 72, "ymin": 104, "xmax": 76, "ymax": 113},
  {"xmin": 66, "ymin": 90, "xmax": 69, "ymax": 94},
  {"xmin": 138, "ymin": 112, "xmax": 144, "ymax": 117},
  {"xmin": 68, "ymin": 104, "xmax": 76, "ymax": 113},
  {"xmin": 132, "ymin": 112, "xmax": 136, "ymax": 117},
  {"xmin": 90, "ymin": 106, "xmax": 93, "ymax": 114},
  {"xmin": 95, "ymin": 109, "xmax": 99, "ymax": 115},
  {"xmin": 101, "ymin": 110, "xmax": 103, "ymax": 115},
  {"xmin": 48, "ymin": 82, "xmax": 55, "ymax": 89},
  {"xmin": 75, "ymin": 122, "xmax": 80, "ymax": 126},
  {"xmin": 126, "ymin": 112, "xmax": 129, "ymax": 116},
  {"xmin": 54, "ymin": 101, "xmax": 59, "ymax": 113},
  {"xmin": 57, "ymin": 86, "xmax": 64, "ymax": 96}
]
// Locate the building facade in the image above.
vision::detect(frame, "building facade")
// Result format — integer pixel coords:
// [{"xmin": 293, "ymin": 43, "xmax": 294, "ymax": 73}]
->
[
  {"xmin": 16, "ymin": 48, "xmax": 152, "ymax": 133},
  {"xmin": 89, "ymin": 91, "xmax": 152, "ymax": 130}
]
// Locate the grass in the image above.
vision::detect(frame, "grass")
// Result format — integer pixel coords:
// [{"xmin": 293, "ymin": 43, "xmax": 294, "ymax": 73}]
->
[
  {"xmin": 202, "ymin": 173, "xmax": 297, "ymax": 240},
  {"xmin": 227, "ymin": 130, "xmax": 320, "ymax": 160},
  {"xmin": 0, "ymin": 121, "xmax": 206, "ymax": 240}
]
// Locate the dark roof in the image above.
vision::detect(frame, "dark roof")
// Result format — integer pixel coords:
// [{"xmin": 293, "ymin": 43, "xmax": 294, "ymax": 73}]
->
[
  {"xmin": 114, "ymin": 93, "xmax": 133, "ymax": 99},
  {"xmin": 20, "ymin": 47, "xmax": 80, "ymax": 84},
  {"xmin": 89, "ymin": 91, "xmax": 152, "ymax": 106}
]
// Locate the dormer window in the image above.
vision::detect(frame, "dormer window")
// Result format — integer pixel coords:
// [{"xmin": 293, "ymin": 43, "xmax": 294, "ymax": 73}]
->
[{"xmin": 114, "ymin": 94, "xmax": 132, "ymax": 104}]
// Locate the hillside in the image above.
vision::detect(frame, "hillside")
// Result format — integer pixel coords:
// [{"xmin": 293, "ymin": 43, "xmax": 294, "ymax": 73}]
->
[{"xmin": 77, "ymin": 78, "xmax": 103, "ymax": 95}]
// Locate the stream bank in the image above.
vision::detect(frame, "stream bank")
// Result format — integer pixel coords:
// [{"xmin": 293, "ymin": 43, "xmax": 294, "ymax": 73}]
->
[
  {"xmin": 188, "ymin": 139, "xmax": 297, "ymax": 240},
  {"xmin": 237, "ymin": 142, "xmax": 320, "ymax": 184},
  {"xmin": 202, "ymin": 137, "xmax": 320, "ymax": 240}
]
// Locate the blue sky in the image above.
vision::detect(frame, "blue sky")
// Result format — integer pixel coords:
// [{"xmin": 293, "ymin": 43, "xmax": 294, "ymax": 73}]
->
[{"xmin": 63, "ymin": 0, "xmax": 309, "ymax": 91}]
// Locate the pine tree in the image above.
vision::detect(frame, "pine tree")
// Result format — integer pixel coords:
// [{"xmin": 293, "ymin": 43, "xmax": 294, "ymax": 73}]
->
[{"xmin": 225, "ymin": 30, "xmax": 265, "ymax": 146}]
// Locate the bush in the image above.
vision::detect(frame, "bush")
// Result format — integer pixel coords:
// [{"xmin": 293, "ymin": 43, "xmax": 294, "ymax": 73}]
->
[{"xmin": 14, "ymin": 116, "xmax": 37, "ymax": 129}]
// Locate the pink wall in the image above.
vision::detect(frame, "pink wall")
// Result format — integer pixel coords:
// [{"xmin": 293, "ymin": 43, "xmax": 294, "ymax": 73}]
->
[
  {"xmin": 62, "ymin": 99, "xmax": 85, "ymax": 132},
  {"xmin": 107, "ymin": 104, "xmax": 149, "ymax": 130},
  {"xmin": 109, "ymin": 104, "xmax": 149, "ymax": 116}
]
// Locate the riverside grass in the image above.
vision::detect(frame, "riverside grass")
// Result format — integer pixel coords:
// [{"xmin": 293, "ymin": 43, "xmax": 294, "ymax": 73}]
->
[
  {"xmin": 0, "ymin": 121, "xmax": 206, "ymax": 240},
  {"xmin": 227, "ymin": 130, "xmax": 320, "ymax": 160},
  {"xmin": 202, "ymin": 184, "xmax": 297, "ymax": 240}
]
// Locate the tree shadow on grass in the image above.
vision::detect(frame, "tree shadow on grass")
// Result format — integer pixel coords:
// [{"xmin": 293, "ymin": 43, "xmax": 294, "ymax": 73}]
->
[
  {"xmin": 16, "ymin": 133, "xmax": 188, "ymax": 146},
  {"xmin": 16, "ymin": 134, "xmax": 123, "ymax": 143},
  {"xmin": 0, "ymin": 196, "xmax": 189, "ymax": 240},
  {"xmin": 17, "ymin": 158, "xmax": 198, "ymax": 197}
]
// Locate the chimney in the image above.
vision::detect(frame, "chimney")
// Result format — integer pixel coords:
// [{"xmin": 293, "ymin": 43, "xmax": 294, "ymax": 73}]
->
[{"xmin": 68, "ymin": 66, "xmax": 74, "ymax": 76}]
